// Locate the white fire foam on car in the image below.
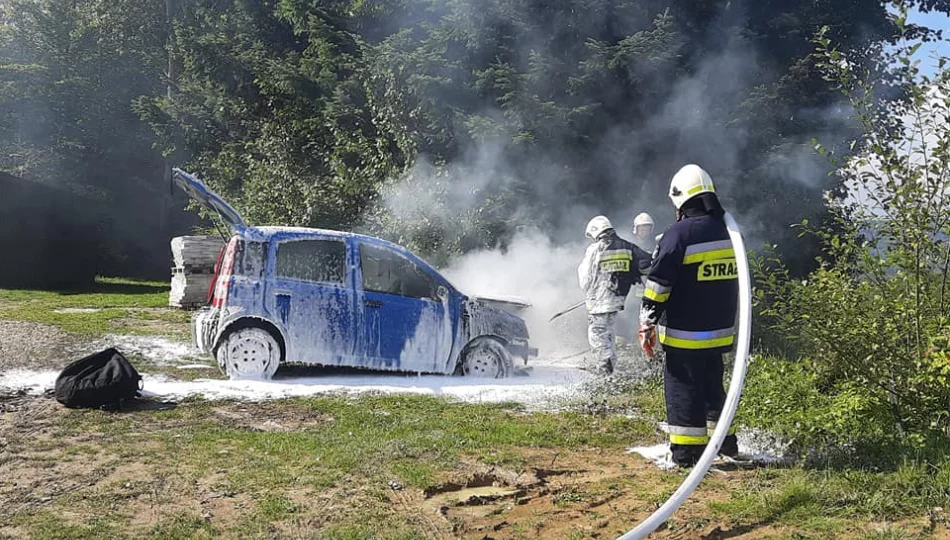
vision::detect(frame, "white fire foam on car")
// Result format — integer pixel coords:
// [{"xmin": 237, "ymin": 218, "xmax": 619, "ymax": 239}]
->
[{"xmin": 0, "ymin": 364, "xmax": 593, "ymax": 407}]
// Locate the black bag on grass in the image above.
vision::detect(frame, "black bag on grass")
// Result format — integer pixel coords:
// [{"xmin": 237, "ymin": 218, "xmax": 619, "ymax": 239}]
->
[{"xmin": 55, "ymin": 348, "xmax": 142, "ymax": 409}]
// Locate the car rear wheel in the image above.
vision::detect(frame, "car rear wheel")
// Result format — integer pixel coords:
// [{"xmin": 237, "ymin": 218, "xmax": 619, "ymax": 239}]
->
[
  {"xmin": 459, "ymin": 338, "xmax": 513, "ymax": 378},
  {"xmin": 216, "ymin": 327, "xmax": 281, "ymax": 380}
]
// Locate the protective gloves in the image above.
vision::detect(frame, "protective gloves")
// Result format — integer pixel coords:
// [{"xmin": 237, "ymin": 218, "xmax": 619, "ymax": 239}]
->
[{"xmin": 638, "ymin": 323, "xmax": 658, "ymax": 358}]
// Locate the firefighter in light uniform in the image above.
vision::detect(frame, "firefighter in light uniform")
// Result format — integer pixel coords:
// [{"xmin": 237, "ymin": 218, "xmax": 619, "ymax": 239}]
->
[
  {"xmin": 578, "ymin": 216, "xmax": 650, "ymax": 375},
  {"xmin": 638, "ymin": 165, "xmax": 739, "ymax": 467},
  {"xmin": 631, "ymin": 212, "xmax": 656, "ymax": 254}
]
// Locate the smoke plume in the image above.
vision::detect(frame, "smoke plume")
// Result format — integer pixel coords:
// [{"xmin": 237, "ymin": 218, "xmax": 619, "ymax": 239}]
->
[{"xmin": 376, "ymin": 14, "xmax": 851, "ymax": 358}]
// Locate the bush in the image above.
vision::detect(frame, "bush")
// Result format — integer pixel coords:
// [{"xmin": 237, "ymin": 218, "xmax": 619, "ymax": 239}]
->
[{"xmin": 748, "ymin": 11, "xmax": 950, "ymax": 460}]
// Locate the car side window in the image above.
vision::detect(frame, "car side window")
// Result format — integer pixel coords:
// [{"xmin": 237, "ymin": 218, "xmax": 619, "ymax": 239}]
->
[
  {"xmin": 276, "ymin": 239, "xmax": 346, "ymax": 285},
  {"xmin": 235, "ymin": 240, "xmax": 266, "ymax": 278},
  {"xmin": 360, "ymin": 244, "xmax": 437, "ymax": 300}
]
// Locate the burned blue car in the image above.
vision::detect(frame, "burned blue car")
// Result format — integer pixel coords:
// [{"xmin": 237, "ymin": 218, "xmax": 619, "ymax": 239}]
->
[{"xmin": 173, "ymin": 169, "xmax": 537, "ymax": 380}]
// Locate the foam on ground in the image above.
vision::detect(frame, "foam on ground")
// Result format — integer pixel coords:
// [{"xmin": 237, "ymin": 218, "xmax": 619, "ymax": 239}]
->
[
  {"xmin": 627, "ymin": 429, "xmax": 788, "ymax": 471},
  {"xmin": 0, "ymin": 364, "xmax": 593, "ymax": 407},
  {"xmin": 81, "ymin": 335, "xmax": 203, "ymax": 366}
]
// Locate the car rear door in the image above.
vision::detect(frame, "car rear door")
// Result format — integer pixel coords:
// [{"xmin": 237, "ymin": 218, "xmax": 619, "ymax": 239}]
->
[
  {"xmin": 356, "ymin": 242, "xmax": 455, "ymax": 373},
  {"xmin": 171, "ymin": 169, "xmax": 247, "ymax": 229},
  {"xmin": 264, "ymin": 235, "xmax": 357, "ymax": 366}
]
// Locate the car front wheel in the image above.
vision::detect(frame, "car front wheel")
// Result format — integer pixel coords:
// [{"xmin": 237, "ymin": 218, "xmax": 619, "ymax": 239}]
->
[
  {"xmin": 459, "ymin": 338, "xmax": 513, "ymax": 378},
  {"xmin": 216, "ymin": 326, "xmax": 281, "ymax": 380}
]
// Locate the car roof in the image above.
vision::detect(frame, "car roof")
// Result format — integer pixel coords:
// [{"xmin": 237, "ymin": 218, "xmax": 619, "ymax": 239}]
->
[
  {"xmin": 247, "ymin": 226, "xmax": 398, "ymax": 248},
  {"xmin": 251, "ymin": 226, "xmax": 359, "ymax": 239},
  {"xmin": 244, "ymin": 226, "xmax": 443, "ymax": 274},
  {"xmin": 169, "ymin": 170, "xmax": 452, "ymax": 286}
]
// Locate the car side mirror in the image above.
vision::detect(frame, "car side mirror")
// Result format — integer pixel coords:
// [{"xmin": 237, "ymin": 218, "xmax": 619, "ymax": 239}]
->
[{"xmin": 436, "ymin": 285, "xmax": 448, "ymax": 300}]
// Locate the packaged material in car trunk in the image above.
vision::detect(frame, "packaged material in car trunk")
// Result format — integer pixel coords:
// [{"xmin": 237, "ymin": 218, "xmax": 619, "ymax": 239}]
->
[
  {"xmin": 169, "ymin": 270, "xmax": 215, "ymax": 308},
  {"xmin": 170, "ymin": 236, "xmax": 225, "ymax": 269},
  {"xmin": 169, "ymin": 236, "xmax": 223, "ymax": 309}
]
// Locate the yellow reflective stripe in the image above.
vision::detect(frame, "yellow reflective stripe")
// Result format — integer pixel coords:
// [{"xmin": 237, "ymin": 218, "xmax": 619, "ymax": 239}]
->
[
  {"xmin": 660, "ymin": 334, "xmax": 735, "ymax": 349},
  {"xmin": 683, "ymin": 248, "xmax": 735, "ymax": 265},
  {"xmin": 643, "ymin": 288, "xmax": 669, "ymax": 302},
  {"xmin": 686, "ymin": 184, "xmax": 714, "ymax": 195},
  {"xmin": 670, "ymin": 433, "xmax": 710, "ymax": 445},
  {"xmin": 599, "ymin": 253, "xmax": 632, "ymax": 262},
  {"xmin": 644, "ymin": 280, "xmax": 671, "ymax": 302},
  {"xmin": 659, "ymin": 324, "xmax": 736, "ymax": 349}
]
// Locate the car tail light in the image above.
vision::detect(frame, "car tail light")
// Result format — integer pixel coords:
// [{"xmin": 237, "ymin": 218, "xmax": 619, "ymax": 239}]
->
[
  {"xmin": 207, "ymin": 244, "xmax": 226, "ymax": 304},
  {"xmin": 209, "ymin": 237, "xmax": 239, "ymax": 308}
]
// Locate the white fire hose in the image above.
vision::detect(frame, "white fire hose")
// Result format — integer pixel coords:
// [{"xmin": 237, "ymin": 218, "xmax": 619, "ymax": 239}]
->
[{"xmin": 618, "ymin": 212, "xmax": 752, "ymax": 540}]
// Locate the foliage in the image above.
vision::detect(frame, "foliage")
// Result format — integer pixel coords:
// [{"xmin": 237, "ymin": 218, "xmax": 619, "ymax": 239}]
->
[
  {"xmin": 355, "ymin": 0, "xmax": 893, "ymax": 262},
  {"xmin": 750, "ymin": 6, "xmax": 950, "ymax": 457},
  {"xmin": 0, "ymin": 0, "xmax": 946, "ymax": 274},
  {"xmin": 0, "ymin": 0, "xmax": 191, "ymax": 278},
  {"xmin": 3, "ymin": 0, "xmax": 916, "ymax": 266},
  {"xmin": 137, "ymin": 0, "xmax": 400, "ymax": 232}
]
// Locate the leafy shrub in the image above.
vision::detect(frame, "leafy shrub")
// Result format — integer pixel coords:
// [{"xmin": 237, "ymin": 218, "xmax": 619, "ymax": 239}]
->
[{"xmin": 748, "ymin": 11, "xmax": 950, "ymax": 460}]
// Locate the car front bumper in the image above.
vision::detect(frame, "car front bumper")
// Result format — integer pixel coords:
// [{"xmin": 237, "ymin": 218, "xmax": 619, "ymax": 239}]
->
[{"xmin": 506, "ymin": 341, "xmax": 538, "ymax": 362}]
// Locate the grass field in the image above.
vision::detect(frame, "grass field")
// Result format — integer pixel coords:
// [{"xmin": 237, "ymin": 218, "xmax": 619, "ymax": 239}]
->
[
  {"xmin": 0, "ymin": 280, "xmax": 948, "ymax": 539},
  {"xmin": 0, "ymin": 278, "xmax": 190, "ymax": 338}
]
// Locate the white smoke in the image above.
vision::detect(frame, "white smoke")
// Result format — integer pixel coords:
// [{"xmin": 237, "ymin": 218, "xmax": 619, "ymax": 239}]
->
[
  {"xmin": 440, "ymin": 226, "xmax": 655, "ymax": 361},
  {"xmin": 441, "ymin": 229, "xmax": 588, "ymax": 358},
  {"xmin": 370, "ymin": 5, "xmax": 857, "ymax": 360},
  {"xmin": 383, "ymin": 143, "xmax": 510, "ymax": 228}
]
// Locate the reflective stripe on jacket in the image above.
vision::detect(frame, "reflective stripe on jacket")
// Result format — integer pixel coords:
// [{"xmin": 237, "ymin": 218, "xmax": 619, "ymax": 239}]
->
[
  {"xmin": 639, "ymin": 212, "xmax": 738, "ymax": 353},
  {"xmin": 578, "ymin": 232, "xmax": 650, "ymax": 314}
]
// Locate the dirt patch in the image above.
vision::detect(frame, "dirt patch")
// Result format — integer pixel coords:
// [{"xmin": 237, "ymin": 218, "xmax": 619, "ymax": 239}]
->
[
  {"xmin": 0, "ymin": 321, "xmax": 81, "ymax": 371},
  {"xmin": 0, "ymin": 396, "xmax": 943, "ymax": 539},
  {"xmin": 209, "ymin": 402, "xmax": 330, "ymax": 432},
  {"xmin": 392, "ymin": 449, "xmax": 937, "ymax": 539},
  {"xmin": 0, "ymin": 397, "xmax": 293, "ymax": 536},
  {"xmin": 120, "ymin": 468, "xmax": 256, "ymax": 532},
  {"xmin": 0, "ymin": 399, "xmax": 120, "ymax": 522},
  {"xmin": 416, "ymin": 451, "xmax": 666, "ymax": 539}
]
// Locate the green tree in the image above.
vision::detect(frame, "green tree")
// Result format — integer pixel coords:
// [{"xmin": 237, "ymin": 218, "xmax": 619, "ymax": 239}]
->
[
  {"xmin": 359, "ymin": 0, "xmax": 903, "ymax": 263},
  {"xmin": 138, "ymin": 0, "xmax": 402, "ymax": 230},
  {"xmin": 0, "ymin": 0, "xmax": 180, "ymax": 276},
  {"xmin": 750, "ymin": 10, "xmax": 950, "ymax": 455}
]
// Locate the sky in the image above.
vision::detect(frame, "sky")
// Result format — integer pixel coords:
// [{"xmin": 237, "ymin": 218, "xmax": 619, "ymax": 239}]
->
[
  {"xmin": 908, "ymin": 7, "xmax": 950, "ymax": 76},
  {"xmin": 840, "ymin": 7, "xmax": 949, "ymax": 210}
]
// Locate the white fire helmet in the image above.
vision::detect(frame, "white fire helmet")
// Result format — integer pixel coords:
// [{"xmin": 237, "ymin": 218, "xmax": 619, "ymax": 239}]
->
[
  {"xmin": 669, "ymin": 164, "xmax": 716, "ymax": 209},
  {"xmin": 585, "ymin": 215, "xmax": 613, "ymax": 240},
  {"xmin": 633, "ymin": 212, "xmax": 654, "ymax": 229}
]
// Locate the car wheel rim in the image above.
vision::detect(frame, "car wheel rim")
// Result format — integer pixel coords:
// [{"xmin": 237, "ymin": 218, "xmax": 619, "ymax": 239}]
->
[
  {"xmin": 464, "ymin": 348, "xmax": 499, "ymax": 377},
  {"xmin": 227, "ymin": 334, "xmax": 273, "ymax": 378}
]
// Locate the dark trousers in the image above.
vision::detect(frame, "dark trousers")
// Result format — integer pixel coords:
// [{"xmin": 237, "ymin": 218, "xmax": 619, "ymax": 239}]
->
[{"xmin": 664, "ymin": 349, "xmax": 738, "ymax": 466}]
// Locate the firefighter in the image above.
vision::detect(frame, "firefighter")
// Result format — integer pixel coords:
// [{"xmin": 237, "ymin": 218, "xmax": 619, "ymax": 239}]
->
[
  {"xmin": 632, "ymin": 212, "xmax": 656, "ymax": 254},
  {"xmin": 638, "ymin": 164, "xmax": 740, "ymax": 467},
  {"xmin": 578, "ymin": 216, "xmax": 650, "ymax": 375}
]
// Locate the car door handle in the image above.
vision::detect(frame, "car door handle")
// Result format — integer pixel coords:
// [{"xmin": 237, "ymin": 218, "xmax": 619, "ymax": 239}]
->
[{"xmin": 365, "ymin": 299, "xmax": 383, "ymax": 308}]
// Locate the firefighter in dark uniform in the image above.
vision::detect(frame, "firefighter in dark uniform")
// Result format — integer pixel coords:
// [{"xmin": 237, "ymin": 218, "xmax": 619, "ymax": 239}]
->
[{"xmin": 637, "ymin": 164, "xmax": 739, "ymax": 468}]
